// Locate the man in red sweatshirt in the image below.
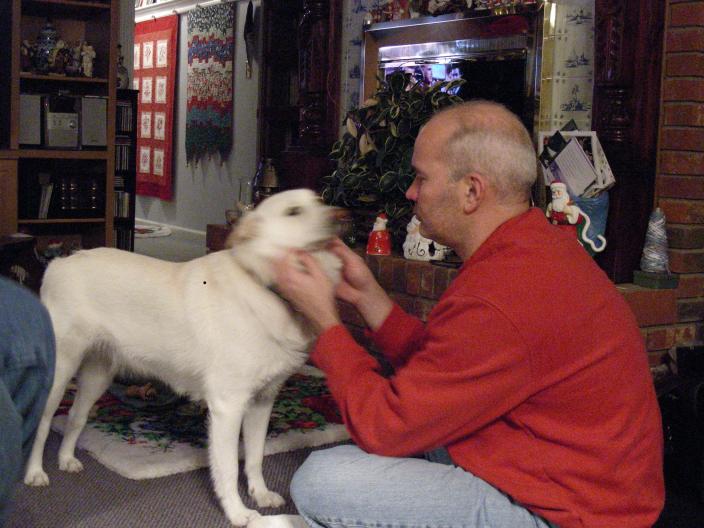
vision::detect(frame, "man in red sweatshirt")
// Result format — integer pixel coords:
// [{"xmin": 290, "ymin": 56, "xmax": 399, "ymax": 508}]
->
[{"xmin": 258, "ymin": 100, "xmax": 664, "ymax": 528}]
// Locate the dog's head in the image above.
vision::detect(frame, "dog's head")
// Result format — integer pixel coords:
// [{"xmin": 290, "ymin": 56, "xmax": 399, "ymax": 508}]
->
[{"xmin": 226, "ymin": 189, "xmax": 340, "ymax": 285}]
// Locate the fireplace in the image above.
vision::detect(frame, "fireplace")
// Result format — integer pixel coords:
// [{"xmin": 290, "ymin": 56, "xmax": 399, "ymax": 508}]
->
[{"xmin": 362, "ymin": 7, "xmax": 544, "ymax": 134}]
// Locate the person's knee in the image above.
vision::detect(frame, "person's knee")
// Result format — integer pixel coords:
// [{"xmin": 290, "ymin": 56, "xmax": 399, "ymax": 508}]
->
[{"xmin": 290, "ymin": 445, "xmax": 363, "ymax": 514}]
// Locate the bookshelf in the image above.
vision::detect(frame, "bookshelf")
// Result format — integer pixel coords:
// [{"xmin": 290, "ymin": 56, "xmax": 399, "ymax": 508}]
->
[
  {"xmin": 0, "ymin": 0, "xmax": 118, "ymax": 254},
  {"xmin": 115, "ymin": 88, "xmax": 137, "ymax": 251}
]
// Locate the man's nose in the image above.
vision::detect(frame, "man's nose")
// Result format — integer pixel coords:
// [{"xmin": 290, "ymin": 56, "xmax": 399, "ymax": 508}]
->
[{"xmin": 406, "ymin": 179, "xmax": 418, "ymax": 202}]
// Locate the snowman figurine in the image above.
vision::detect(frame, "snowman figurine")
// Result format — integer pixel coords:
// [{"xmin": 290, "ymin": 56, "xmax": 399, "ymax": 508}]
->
[{"xmin": 403, "ymin": 215, "xmax": 449, "ymax": 261}]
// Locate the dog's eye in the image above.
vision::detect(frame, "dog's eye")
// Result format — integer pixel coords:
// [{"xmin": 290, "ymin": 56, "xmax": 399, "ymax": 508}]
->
[{"xmin": 286, "ymin": 206, "xmax": 302, "ymax": 216}]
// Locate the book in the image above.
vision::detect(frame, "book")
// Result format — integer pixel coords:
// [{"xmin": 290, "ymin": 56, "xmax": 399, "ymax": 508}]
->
[{"xmin": 38, "ymin": 173, "xmax": 53, "ymax": 219}]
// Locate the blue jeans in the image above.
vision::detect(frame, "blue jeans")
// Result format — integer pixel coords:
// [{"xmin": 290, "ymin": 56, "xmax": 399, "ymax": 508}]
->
[
  {"xmin": 290, "ymin": 445, "xmax": 554, "ymax": 528},
  {"xmin": 0, "ymin": 278, "xmax": 55, "ymax": 525}
]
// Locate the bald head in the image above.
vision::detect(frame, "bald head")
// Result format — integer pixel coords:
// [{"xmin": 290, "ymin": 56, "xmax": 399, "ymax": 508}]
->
[{"xmin": 423, "ymin": 100, "xmax": 537, "ymax": 204}]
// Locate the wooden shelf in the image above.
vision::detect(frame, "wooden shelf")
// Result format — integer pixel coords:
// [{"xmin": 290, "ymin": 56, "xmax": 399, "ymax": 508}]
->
[
  {"xmin": 20, "ymin": 72, "xmax": 109, "ymax": 84},
  {"xmin": 16, "ymin": 149, "xmax": 109, "ymax": 160},
  {"xmin": 18, "ymin": 217, "xmax": 105, "ymax": 224},
  {"xmin": 22, "ymin": 0, "xmax": 111, "ymax": 18},
  {"xmin": 0, "ymin": 0, "xmax": 118, "ymax": 246}
]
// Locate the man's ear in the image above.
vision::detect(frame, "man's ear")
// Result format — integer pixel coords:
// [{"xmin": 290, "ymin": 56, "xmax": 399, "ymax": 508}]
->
[{"xmin": 460, "ymin": 172, "xmax": 487, "ymax": 214}]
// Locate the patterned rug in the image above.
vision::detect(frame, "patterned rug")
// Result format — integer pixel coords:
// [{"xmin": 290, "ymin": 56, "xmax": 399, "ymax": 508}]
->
[{"xmin": 50, "ymin": 366, "xmax": 349, "ymax": 480}]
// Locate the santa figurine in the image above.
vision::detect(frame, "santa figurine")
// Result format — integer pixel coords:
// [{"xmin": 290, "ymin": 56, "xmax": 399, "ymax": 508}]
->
[
  {"xmin": 366, "ymin": 212, "xmax": 392, "ymax": 256},
  {"xmin": 546, "ymin": 182, "xmax": 606, "ymax": 256}
]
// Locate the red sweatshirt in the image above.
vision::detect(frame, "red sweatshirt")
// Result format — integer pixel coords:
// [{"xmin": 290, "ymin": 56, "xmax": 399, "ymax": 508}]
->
[{"xmin": 311, "ymin": 208, "xmax": 664, "ymax": 528}]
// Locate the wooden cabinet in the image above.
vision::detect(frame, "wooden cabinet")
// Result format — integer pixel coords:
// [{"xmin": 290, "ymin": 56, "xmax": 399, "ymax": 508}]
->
[
  {"xmin": 593, "ymin": 0, "xmax": 666, "ymax": 283},
  {"xmin": 0, "ymin": 0, "xmax": 118, "ymax": 252},
  {"xmin": 258, "ymin": 0, "xmax": 342, "ymax": 192},
  {"xmin": 114, "ymin": 88, "xmax": 137, "ymax": 251}
]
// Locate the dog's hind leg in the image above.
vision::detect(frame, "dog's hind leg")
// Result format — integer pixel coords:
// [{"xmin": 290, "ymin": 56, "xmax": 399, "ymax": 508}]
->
[
  {"xmin": 57, "ymin": 350, "xmax": 115, "ymax": 472},
  {"xmin": 208, "ymin": 392, "xmax": 261, "ymax": 526},
  {"xmin": 24, "ymin": 335, "xmax": 88, "ymax": 486},
  {"xmin": 243, "ymin": 384, "xmax": 285, "ymax": 509}
]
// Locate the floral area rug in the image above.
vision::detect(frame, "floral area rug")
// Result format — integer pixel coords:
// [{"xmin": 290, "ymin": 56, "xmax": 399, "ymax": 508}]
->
[{"xmin": 50, "ymin": 366, "xmax": 349, "ymax": 480}]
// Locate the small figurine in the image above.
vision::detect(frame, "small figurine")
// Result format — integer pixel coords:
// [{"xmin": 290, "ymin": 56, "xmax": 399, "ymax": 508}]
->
[
  {"xmin": 640, "ymin": 208, "xmax": 670, "ymax": 273},
  {"xmin": 51, "ymin": 41, "xmax": 71, "ymax": 75},
  {"xmin": 402, "ymin": 215, "xmax": 448, "ymax": 261},
  {"xmin": 117, "ymin": 44, "xmax": 130, "ymax": 88},
  {"xmin": 20, "ymin": 40, "xmax": 34, "ymax": 72},
  {"xmin": 546, "ymin": 182, "xmax": 606, "ymax": 256},
  {"xmin": 81, "ymin": 42, "xmax": 96, "ymax": 78},
  {"xmin": 366, "ymin": 212, "xmax": 392, "ymax": 256}
]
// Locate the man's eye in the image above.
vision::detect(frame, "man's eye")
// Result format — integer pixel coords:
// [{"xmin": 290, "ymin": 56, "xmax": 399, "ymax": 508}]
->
[{"xmin": 286, "ymin": 206, "xmax": 302, "ymax": 216}]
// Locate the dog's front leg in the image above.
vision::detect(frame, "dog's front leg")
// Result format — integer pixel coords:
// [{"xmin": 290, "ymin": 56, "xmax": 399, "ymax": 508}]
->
[
  {"xmin": 209, "ymin": 396, "xmax": 260, "ymax": 526},
  {"xmin": 243, "ymin": 386, "xmax": 285, "ymax": 508}
]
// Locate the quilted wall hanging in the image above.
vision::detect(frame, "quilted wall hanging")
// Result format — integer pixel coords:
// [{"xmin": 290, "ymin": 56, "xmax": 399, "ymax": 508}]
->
[
  {"xmin": 134, "ymin": 15, "xmax": 179, "ymax": 200},
  {"xmin": 186, "ymin": 3, "xmax": 235, "ymax": 164}
]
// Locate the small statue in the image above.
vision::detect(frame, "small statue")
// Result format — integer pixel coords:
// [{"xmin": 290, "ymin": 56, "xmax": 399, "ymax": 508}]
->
[
  {"xmin": 20, "ymin": 40, "xmax": 34, "ymax": 72},
  {"xmin": 366, "ymin": 213, "xmax": 392, "ymax": 256},
  {"xmin": 65, "ymin": 43, "xmax": 82, "ymax": 76},
  {"xmin": 81, "ymin": 42, "xmax": 96, "ymax": 78},
  {"xmin": 640, "ymin": 208, "xmax": 670, "ymax": 273},
  {"xmin": 51, "ymin": 41, "xmax": 71, "ymax": 75},
  {"xmin": 117, "ymin": 44, "xmax": 129, "ymax": 89},
  {"xmin": 546, "ymin": 182, "xmax": 606, "ymax": 256},
  {"xmin": 403, "ymin": 215, "xmax": 448, "ymax": 261}
]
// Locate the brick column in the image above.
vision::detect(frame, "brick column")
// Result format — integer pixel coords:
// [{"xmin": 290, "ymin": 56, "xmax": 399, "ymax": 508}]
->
[{"xmin": 651, "ymin": 0, "xmax": 704, "ymax": 360}]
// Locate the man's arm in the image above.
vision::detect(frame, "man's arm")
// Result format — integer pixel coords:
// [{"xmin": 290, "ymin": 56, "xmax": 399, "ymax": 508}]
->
[{"xmin": 312, "ymin": 294, "xmax": 533, "ymax": 458}]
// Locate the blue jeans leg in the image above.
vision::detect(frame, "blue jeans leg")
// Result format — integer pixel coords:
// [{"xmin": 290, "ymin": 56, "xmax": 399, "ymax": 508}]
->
[
  {"xmin": 0, "ymin": 278, "xmax": 55, "ymax": 524},
  {"xmin": 290, "ymin": 445, "xmax": 553, "ymax": 528}
]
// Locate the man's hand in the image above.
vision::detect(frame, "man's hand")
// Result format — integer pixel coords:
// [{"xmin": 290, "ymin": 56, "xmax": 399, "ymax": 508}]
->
[
  {"xmin": 328, "ymin": 240, "xmax": 393, "ymax": 332},
  {"xmin": 273, "ymin": 251, "xmax": 341, "ymax": 335}
]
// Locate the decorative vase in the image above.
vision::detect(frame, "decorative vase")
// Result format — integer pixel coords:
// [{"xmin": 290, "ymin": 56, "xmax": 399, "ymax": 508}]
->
[
  {"xmin": 35, "ymin": 20, "xmax": 58, "ymax": 74},
  {"xmin": 253, "ymin": 158, "xmax": 280, "ymax": 204}
]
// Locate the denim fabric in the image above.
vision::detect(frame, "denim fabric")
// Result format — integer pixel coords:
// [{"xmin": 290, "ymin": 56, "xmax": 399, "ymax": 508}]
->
[
  {"xmin": 0, "ymin": 278, "xmax": 55, "ymax": 525},
  {"xmin": 291, "ymin": 445, "xmax": 555, "ymax": 528}
]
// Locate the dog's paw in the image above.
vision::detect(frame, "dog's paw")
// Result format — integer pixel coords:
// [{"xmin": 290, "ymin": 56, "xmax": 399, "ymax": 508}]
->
[
  {"xmin": 24, "ymin": 469, "xmax": 50, "ymax": 487},
  {"xmin": 58, "ymin": 456, "xmax": 84, "ymax": 473},
  {"xmin": 226, "ymin": 507, "xmax": 260, "ymax": 527},
  {"xmin": 250, "ymin": 488, "xmax": 285, "ymax": 508}
]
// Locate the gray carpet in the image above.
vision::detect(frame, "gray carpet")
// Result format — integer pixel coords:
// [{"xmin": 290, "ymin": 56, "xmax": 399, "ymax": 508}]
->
[
  {"xmin": 133, "ymin": 224, "xmax": 206, "ymax": 262},
  {"xmin": 6, "ymin": 431, "xmax": 325, "ymax": 528}
]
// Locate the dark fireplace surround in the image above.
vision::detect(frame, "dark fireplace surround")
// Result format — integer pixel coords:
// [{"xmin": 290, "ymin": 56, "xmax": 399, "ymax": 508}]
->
[{"xmin": 265, "ymin": 1, "xmax": 664, "ymax": 285}]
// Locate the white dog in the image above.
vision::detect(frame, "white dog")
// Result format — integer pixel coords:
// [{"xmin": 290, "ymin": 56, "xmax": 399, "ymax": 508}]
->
[{"xmin": 24, "ymin": 189, "xmax": 341, "ymax": 526}]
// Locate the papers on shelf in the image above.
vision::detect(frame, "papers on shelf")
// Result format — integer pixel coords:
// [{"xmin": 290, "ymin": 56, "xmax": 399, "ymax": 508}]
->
[{"xmin": 538, "ymin": 130, "xmax": 615, "ymax": 198}]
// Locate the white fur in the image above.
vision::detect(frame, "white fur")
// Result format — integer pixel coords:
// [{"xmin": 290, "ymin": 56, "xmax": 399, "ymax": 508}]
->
[{"xmin": 24, "ymin": 189, "xmax": 341, "ymax": 526}]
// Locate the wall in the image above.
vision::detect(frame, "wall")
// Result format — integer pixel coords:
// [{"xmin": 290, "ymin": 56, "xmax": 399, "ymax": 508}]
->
[
  {"xmin": 133, "ymin": 0, "xmax": 261, "ymax": 233},
  {"xmin": 644, "ymin": 0, "xmax": 704, "ymax": 363}
]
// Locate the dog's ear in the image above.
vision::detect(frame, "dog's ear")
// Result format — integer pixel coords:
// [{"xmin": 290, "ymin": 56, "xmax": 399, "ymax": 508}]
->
[{"xmin": 227, "ymin": 215, "xmax": 258, "ymax": 248}]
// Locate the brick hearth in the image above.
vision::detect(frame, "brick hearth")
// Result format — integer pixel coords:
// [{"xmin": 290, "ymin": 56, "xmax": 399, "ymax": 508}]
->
[{"xmin": 207, "ymin": 223, "xmax": 700, "ymax": 368}]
